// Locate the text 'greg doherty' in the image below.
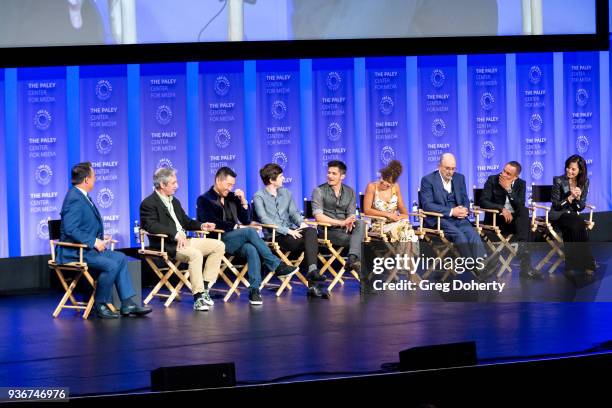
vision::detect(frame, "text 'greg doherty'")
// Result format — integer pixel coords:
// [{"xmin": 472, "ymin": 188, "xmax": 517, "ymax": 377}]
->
[{"xmin": 373, "ymin": 280, "xmax": 506, "ymax": 294}]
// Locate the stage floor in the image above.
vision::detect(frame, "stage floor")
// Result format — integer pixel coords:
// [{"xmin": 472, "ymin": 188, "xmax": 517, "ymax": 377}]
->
[{"xmin": 2, "ymin": 259, "xmax": 612, "ymax": 397}]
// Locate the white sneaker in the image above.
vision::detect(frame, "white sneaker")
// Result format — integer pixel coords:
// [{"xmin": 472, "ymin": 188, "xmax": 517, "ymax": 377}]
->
[
  {"xmin": 193, "ymin": 296, "xmax": 209, "ymax": 311},
  {"xmin": 201, "ymin": 290, "xmax": 214, "ymax": 306}
]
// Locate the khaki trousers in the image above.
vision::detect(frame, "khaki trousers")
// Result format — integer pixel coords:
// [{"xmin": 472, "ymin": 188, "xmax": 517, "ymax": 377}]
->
[{"xmin": 175, "ymin": 238, "xmax": 225, "ymax": 294}]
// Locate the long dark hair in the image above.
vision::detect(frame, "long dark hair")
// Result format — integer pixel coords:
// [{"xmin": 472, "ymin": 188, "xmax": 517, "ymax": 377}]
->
[{"xmin": 564, "ymin": 154, "xmax": 587, "ymax": 188}]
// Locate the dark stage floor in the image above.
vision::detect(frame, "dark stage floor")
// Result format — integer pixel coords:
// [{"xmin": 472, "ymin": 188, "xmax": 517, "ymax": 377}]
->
[
  {"xmin": 0, "ymin": 274, "xmax": 612, "ymax": 395},
  {"xmin": 2, "ymin": 253, "xmax": 612, "ymax": 397}
]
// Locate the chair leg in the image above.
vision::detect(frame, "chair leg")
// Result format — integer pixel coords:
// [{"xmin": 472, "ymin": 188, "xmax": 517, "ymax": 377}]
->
[
  {"xmin": 144, "ymin": 263, "xmax": 174, "ymax": 305},
  {"xmin": 224, "ymin": 264, "xmax": 249, "ymax": 302},
  {"xmin": 53, "ymin": 270, "xmax": 83, "ymax": 318},
  {"xmin": 164, "ymin": 264, "xmax": 192, "ymax": 308}
]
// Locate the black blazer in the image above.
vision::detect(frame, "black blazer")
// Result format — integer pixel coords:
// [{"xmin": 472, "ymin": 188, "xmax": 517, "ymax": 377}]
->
[
  {"xmin": 140, "ymin": 192, "xmax": 202, "ymax": 258},
  {"xmin": 479, "ymin": 175, "xmax": 526, "ymax": 225},
  {"xmin": 550, "ymin": 175, "xmax": 589, "ymax": 222},
  {"xmin": 196, "ymin": 187, "xmax": 252, "ymax": 232}
]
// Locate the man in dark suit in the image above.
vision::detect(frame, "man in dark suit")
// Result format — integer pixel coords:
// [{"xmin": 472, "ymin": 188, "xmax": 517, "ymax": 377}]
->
[
  {"xmin": 419, "ymin": 153, "xmax": 489, "ymax": 274},
  {"xmin": 480, "ymin": 161, "xmax": 538, "ymax": 278},
  {"xmin": 140, "ymin": 167, "xmax": 226, "ymax": 312},
  {"xmin": 196, "ymin": 167, "xmax": 298, "ymax": 306},
  {"xmin": 58, "ymin": 162, "xmax": 151, "ymax": 319}
]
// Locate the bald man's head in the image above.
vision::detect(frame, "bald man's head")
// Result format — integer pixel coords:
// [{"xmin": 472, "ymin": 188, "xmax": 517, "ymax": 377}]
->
[{"xmin": 438, "ymin": 153, "xmax": 457, "ymax": 182}]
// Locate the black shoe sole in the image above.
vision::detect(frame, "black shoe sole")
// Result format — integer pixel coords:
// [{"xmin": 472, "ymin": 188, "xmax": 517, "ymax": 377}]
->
[
  {"xmin": 96, "ymin": 313, "xmax": 120, "ymax": 319},
  {"xmin": 120, "ymin": 309, "xmax": 152, "ymax": 317}
]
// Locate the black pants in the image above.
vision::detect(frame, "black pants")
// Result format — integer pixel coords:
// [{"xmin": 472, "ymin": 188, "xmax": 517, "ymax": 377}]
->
[
  {"xmin": 276, "ymin": 227, "xmax": 319, "ymax": 271},
  {"xmin": 498, "ymin": 206, "xmax": 531, "ymax": 242},
  {"xmin": 554, "ymin": 213, "xmax": 595, "ymax": 270},
  {"xmin": 498, "ymin": 206, "xmax": 532, "ymax": 269}
]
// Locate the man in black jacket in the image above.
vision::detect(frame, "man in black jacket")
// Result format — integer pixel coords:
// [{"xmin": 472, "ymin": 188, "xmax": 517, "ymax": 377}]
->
[
  {"xmin": 140, "ymin": 167, "xmax": 226, "ymax": 311},
  {"xmin": 480, "ymin": 161, "xmax": 538, "ymax": 278},
  {"xmin": 196, "ymin": 167, "xmax": 298, "ymax": 306}
]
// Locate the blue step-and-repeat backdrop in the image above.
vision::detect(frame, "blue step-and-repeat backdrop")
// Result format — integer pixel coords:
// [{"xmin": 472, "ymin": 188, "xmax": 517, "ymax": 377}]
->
[{"xmin": 2, "ymin": 51, "xmax": 611, "ymax": 257}]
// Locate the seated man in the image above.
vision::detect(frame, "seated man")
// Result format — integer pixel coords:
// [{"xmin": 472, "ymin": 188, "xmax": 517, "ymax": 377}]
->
[
  {"xmin": 196, "ymin": 167, "xmax": 298, "ymax": 306},
  {"xmin": 140, "ymin": 167, "xmax": 226, "ymax": 311},
  {"xmin": 311, "ymin": 160, "xmax": 366, "ymax": 276},
  {"xmin": 58, "ymin": 162, "xmax": 151, "ymax": 319},
  {"xmin": 253, "ymin": 163, "xmax": 328, "ymax": 299},
  {"xmin": 480, "ymin": 161, "xmax": 539, "ymax": 278},
  {"xmin": 419, "ymin": 153, "xmax": 491, "ymax": 275}
]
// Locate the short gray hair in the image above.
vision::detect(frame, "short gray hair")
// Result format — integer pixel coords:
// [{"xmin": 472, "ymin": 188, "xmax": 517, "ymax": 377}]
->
[{"xmin": 153, "ymin": 167, "xmax": 176, "ymax": 189}]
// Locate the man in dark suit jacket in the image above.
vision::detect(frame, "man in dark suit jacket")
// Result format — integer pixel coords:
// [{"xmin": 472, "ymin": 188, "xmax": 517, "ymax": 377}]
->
[
  {"xmin": 58, "ymin": 162, "xmax": 151, "ymax": 318},
  {"xmin": 140, "ymin": 167, "xmax": 225, "ymax": 311},
  {"xmin": 480, "ymin": 161, "xmax": 537, "ymax": 277},
  {"xmin": 419, "ymin": 153, "xmax": 488, "ymax": 270},
  {"xmin": 196, "ymin": 167, "xmax": 298, "ymax": 306}
]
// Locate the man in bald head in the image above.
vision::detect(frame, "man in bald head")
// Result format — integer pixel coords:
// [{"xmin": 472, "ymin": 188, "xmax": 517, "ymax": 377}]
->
[{"xmin": 419, "ymin": 153, "xmax": 491, "ymax": 275}]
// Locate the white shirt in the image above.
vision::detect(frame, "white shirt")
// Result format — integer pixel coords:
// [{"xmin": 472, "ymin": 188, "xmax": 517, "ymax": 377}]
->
[
  {"xmin": 155, "ymin": 190, "xmax": 185, "ymax": 239},
  {"xmin": 439, "ymin": 173, "xmax": 454, "ymax": 217},
  {"xmin": 503, "ymin": 180, "xmax": 516, "ymax": 213},
  {"xmin": 439, "ymin": 173, "xmax": 452, "ymax": 194}
]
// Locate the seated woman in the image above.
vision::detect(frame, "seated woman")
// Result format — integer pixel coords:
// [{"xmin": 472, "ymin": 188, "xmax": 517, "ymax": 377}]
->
[
  {"xmin": 363, "ymin": 160, "xmax": 418, "ymax": 249},
  {"xmin": 550, "ymin": 154, "xmax": 596, "ymax": 274},
  {"xmin": 253, "ymin": 163, "xmax": 328, "ymax": 298}
]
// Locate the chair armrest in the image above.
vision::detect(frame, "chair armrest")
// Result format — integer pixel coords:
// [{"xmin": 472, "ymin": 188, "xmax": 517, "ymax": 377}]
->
[
  {"xmin": 139, "ymin": 229, "xmax": 169, "ymax": 238},
  {"xmin": 258, "ymin": 223, "xmax": 278, "ymax": 229},
  {"xmin": 473, "ymin": 206, "xmax": 500, "ymax": 214},
  {"xmin": 418, "ymin": 210, "xmax": 444, "ymax": 218},
  {"xmin": 53, "ymin": 241, "xmax": 88, "ymax": 249},
  {"xmin": 139, "ymin": 229, "xmax": 169, "ymax": 253},
  {"xmin": 305, "ymin": 220, "xmax": 333, "ymax": 227},
  {"xmin": 361, "ymin": 213, "xmax": 388, "ymax": 222},
  {"xmin": 238, "ymin": 223, "xmax": 263, "ymax": 231},
  {"xmin": 532, "ymin": 203, "xmax": 550, "ymax": 211}
]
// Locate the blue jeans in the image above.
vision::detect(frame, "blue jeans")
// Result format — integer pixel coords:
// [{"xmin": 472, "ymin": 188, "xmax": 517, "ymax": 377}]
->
[
  {"xmin": 85, "ymin": 250, "xmax": 135, "ymax": 303},
  {"xmin": 222, "ymin": 228, "xmax": 281, "ymax": 289}
]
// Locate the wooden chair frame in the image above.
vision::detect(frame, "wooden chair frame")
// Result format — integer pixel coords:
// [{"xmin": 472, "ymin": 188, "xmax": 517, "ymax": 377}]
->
[
  {"xmin": 359, "ymin": 193, "xmax": 422, "ymax": 283},
  {"xmin": 192, "ymin": 229, "xmax": 252, "ymax": 303},
  {"xmin": 139, "ymin": 229, "xmax": 194, "ymax": 308},
  {"xmin": 303, "ymin": 199, "xmax": 356, "ymax": 292},
  {"xmin": 258, "ymin": 223, "xmax": 309, "ymax": 296},
  {"xmin": 529, "ymin": 184, "xmax": 595, "ymax": 274},
  {"xmin": 472, "ymin": 187, "xmax": 517, "ymax": 278},
  {"xmin": 48, "ymin": 219, "xmax": 117, "ymax": 319}
]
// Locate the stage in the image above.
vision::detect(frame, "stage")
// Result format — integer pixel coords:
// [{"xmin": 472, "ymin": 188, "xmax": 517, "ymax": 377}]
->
[{"xmin": 2, "ymin": 256, "xmax": 612, "ymax": 399}]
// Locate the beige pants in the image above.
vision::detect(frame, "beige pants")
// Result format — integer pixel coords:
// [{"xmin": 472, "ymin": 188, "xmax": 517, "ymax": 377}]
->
[{"xmin": 175, "ymin": 237, "xmax": 225, "ymax": 294}]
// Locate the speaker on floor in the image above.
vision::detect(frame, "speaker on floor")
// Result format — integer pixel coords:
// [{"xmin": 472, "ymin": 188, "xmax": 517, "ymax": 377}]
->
[
  {"xmin": 151, "ymin": 362, "xmax": 236, "ymax": 391},
  {"xmin": 399, "ymin": 341, "xmax": 477, "ymax": 371}
]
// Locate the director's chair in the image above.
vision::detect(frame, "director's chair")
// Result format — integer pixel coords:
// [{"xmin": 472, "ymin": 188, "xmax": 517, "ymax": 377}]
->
[
  {"xmin": 303, "ymin": 199, "xmax": 359, "ymax": 292},
  {"xmin": 48, "ymin": 219, "xmax": 116, "ymax": 319},
  {"xmin": 472, "ymin": 187, "xmax": 517, "ymax": 278},
  {"xmin": 529, "ymin": 184, "xmax": 595, "ymax": 274}
]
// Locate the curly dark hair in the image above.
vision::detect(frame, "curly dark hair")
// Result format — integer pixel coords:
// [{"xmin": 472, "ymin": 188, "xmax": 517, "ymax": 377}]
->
[{"xmin": 380, "ymin": 160, "xmax": 403, "ymax": 183}]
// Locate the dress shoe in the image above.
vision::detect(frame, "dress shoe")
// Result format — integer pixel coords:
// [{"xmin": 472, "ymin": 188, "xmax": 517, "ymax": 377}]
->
[
  {"xmin": 307, "ymin": 284, "xmax": 330, "ymax": 299},
  {"xmin": 306, "ymin": 271, "xmax": 327, "ymax": 283},
  {"xmin": 95, "ymin": 303, "xmax": 120, "ymax": 319},
  {"xmin": 346, "ymin": 258, "xmax": 361, "ymax": 274},
  {"xmin": 519, "ymin": 268, "xmax": 544, "ymax": 280},
  {"xmin": 120, "ymin": 303, "xmax": 152, "ymax": 317}
]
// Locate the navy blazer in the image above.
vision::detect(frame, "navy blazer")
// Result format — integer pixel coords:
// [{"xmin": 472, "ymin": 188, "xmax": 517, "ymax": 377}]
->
[
  {"xmin": 196, "ymin": 187, "xmax": 252, "ymax": 232},
  {"xmin": 419, "ymin": 170, "xmax": 470, "ymax": 228},
  {"xmin": 57, "ymin": 186, "xmax": 104, "ymax": 264}
]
